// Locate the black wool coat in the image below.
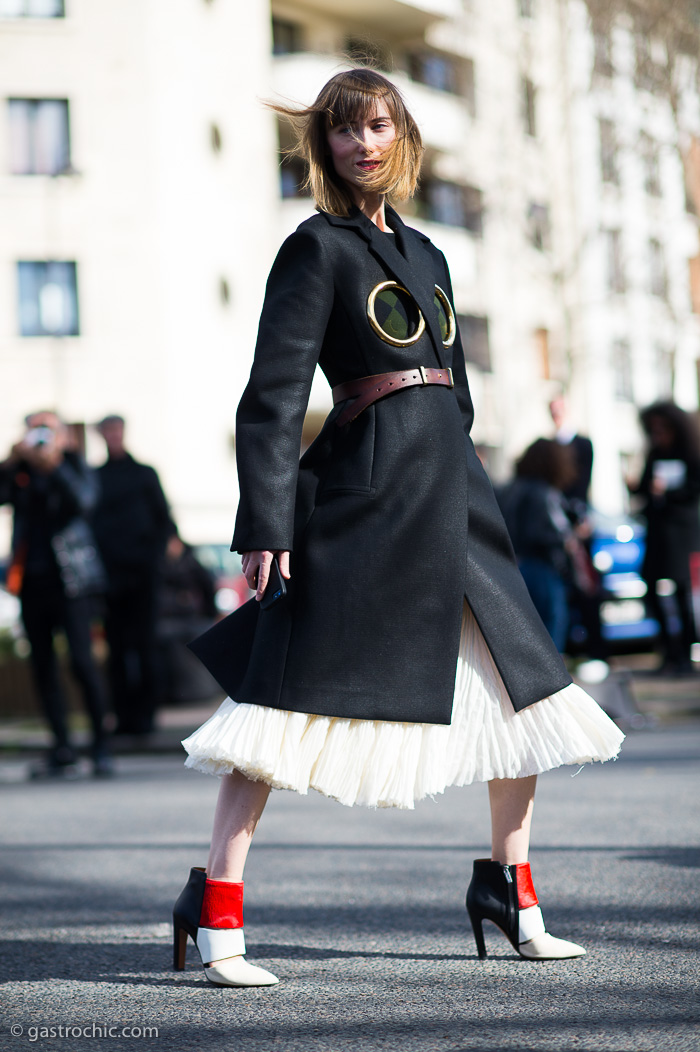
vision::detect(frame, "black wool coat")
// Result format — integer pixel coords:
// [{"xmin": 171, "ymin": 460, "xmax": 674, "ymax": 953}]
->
[{"xmin": 191, "ymin": 205, "xmax": 572, "ymax": 724}]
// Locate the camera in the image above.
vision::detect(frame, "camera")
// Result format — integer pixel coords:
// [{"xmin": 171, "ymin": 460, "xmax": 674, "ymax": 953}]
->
[{"xmin": 24, "ymin": 426, "xmax": 54, "ymax": 448}]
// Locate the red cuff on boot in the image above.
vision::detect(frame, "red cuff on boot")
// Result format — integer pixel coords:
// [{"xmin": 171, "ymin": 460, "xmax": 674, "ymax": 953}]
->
[
  {"xmin": 514, "ymin": 864, "xmax": 539, "ymax": 910},
  {"xmin": 199, "ymin": 878, "xmax": 244, "ymax": 929}
]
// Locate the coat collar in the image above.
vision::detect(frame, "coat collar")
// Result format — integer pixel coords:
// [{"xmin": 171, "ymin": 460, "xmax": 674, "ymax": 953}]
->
[{"xmin": 322, "ymin": 205, "xmax": 446, "ymax": 368}]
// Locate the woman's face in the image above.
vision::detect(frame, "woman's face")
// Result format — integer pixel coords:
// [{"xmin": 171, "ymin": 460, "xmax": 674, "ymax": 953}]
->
[{"xmin": 326, "ymin": 99, "xmax": 396, "ymax": 197}]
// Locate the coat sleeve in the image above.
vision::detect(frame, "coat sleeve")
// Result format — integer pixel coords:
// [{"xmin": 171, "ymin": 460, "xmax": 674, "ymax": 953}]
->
[
  {"xmin": 231, "ymin": 226, "xmax": 333, "ymax": 554},
  {"xmin": 145, "ymin": 466, "xmax": 178, "ymax": 547},
  {"xmin": 436, "ymin": 251, "xmax": 475, "ymax": 436}
]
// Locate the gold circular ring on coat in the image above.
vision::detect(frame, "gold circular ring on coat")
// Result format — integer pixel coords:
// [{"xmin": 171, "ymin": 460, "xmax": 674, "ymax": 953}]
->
[
  {"xmin": 366, "ymin": 281, "xmax": 426, "ymax": 347},
  {"xmin": 434, "ymin": 284, "xmax": 457, "ymax": 348}
]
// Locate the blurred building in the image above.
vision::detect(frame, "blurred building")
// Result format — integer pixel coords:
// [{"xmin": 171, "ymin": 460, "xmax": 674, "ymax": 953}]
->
[
  {"xmin": 0, "ymin": 0, "xmax": 280, "ymax": 543},
  {"xmin": 1, "ymin": 0, "xmax": 699, "ymax": 547}
]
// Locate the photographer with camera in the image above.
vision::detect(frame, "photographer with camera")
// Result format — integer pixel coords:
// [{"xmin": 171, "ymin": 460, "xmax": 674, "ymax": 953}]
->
[{"xmin": 0, "ymin": 411, "xmax": 111, "ymax": 777}]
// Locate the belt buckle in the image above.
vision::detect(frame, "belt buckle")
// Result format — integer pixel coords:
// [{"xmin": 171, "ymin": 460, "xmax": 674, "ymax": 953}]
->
[
  {"xmin": 446, "ymin": 367, "xmax": 454, "ymax": 387},
  {"xmin": 419, "ymin": 366, "xmax": 430, "ymax": 384}
]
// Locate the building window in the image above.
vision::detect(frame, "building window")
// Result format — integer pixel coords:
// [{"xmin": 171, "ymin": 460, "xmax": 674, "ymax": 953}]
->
[
  {"xmin": 210, "ymin": 123, "xmax": 223, "ymax": 153},
  {"xmin": 534, "ymin": 327, "xmax": 550, "ymax": 378},
  {"xmin": 420, "ymin": 180, "xmax": 483, "ymax": 234},
  {"xmin": 593, "ymin": 30, "xmax": 614, "ymax": 76},
  {"xmin": 279, "ymin": 155, "xmax": 309, "ymax": 199},
  {"xmin": 527, "ymin": 203, "xmax": 550, "ymax": 251},
  {"xmin": 0, "ymin": 0, "xmax": 63, "ymax": 15},
  {"xmin": 599, "ymin": 118, "xmax": 619, "ymax": 185},
  {"xmin": 655, "ymin": 345, "xmax": 674, "ymax": 396},
  {"xmin": 649, "ymin": 239, "xmax": 667, "ymax": 298},
  {"xmin": 408, "ymin": 51, "xmax": 474, "ymax": 108},
  {"xmin": 612, "ymin": 340, "xmax": 633, "ymax": 401},
  {"xmin": 458, "ymin": 315, "xmax": 491, "ymax": 372},
  {"xmin": 605, "ymin": 229, "xmax": 626, "ymax": 293},
  {"xmin": 464, "ymin": 58, "xmax": 476, "ymax": 118},
  {"xmin": 635, "ymin": 32, "xmax": 664, "ymax": 92},
  {"xmin": 272, "ymin": 18, "xmax": 303, "ymax": 55},
  {"xmin": 8, "ymin": 98, "xmax": 70, "ymax": 175},
  {"xmin": 346, "ymin": 37, "xmax": 391, "ymax": 69},
  {"xmin": 521, "ymin": 77, "xmax": 536, "ymax": 136},
  {"xmin": 690, "ymin": 254, "xmax": 700, "ymax": 314},
  {"xmin": 519, "ymin": 0, "xmax": 534, "ymax": 17},
  {"xmin": 641, "ymin": 135, "xmax": 661, "ymax": 196},
  {"xmin": 17, "ymin": 261, "xmax": 79, "ymax": 336}
]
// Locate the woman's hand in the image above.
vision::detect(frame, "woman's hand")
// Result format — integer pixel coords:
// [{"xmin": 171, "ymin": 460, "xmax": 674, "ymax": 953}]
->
[{"xmin": 241, "ymin": 550, "xmax": 291, "ymax": 602}]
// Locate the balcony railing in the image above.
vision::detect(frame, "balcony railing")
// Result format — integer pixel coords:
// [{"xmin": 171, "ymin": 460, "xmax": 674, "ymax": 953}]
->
[{"xmin": 283, "ymin": 0, "xmax": 461, "ymax": 36}]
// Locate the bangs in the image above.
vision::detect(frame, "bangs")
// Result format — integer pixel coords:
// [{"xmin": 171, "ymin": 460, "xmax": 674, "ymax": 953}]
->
[{"xmin": 324, "ymin": 74, "xmax": 404, "ymax": 132}]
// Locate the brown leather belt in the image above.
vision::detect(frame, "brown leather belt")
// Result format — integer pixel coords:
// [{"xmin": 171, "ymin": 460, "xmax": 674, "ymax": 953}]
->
[{"xmin": 332, "ymin": 366, "xmax": 454, "ymax": 427}]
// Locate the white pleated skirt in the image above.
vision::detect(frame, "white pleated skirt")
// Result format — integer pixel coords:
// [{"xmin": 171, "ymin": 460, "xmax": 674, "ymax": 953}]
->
[{"xmin": 182, "ymin": 603, "xmax": 624, "ymax": 809}]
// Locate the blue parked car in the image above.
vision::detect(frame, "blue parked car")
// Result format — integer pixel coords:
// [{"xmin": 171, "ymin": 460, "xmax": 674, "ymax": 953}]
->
[{"xmin": 568, "ymin": 512, "xmax": 659, "ymax": 652}]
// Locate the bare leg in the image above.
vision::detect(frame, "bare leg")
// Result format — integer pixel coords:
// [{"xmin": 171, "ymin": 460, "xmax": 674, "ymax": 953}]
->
[
  {"xmin": 207, "ymin": 769, "xmax": 271, "ymax": 881},
  {"xmin": 488, "ymin": 775, "xmax": 537, "ymax": 864}
]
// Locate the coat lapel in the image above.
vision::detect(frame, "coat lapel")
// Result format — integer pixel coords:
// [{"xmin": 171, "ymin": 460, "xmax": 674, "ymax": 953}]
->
[{"xmin": 324, "ymin": 207, "xmax": 447, "ymax": 368}]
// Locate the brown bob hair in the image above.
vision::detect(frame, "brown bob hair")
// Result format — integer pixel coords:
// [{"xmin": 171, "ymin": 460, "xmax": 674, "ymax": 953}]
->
[
  {"xmin": 515, "ymin": 438, "xmax": 577, "ymax": 493},
  {"xmin": 272, "ymin": 68, "xmax": 423, "ymax": 217}
]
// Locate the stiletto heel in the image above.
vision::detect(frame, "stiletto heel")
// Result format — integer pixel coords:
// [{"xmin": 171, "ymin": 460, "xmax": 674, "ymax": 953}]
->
[
  {"xmin": 467, "ymin": 908, "xmax": 487, "ymax": 959},
  {"xmin": 172, "ymin": 867, "xmax": 279, "ymax": 987},
  {"xmin": 466, "ymin": 859, "xmax": 586, "ymax": 961}
]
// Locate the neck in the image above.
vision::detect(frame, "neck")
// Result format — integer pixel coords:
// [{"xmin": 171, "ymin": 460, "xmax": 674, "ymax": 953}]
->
[{"xmin": 351, "ymin": 191, "xmax": 390, "ymax": 231}]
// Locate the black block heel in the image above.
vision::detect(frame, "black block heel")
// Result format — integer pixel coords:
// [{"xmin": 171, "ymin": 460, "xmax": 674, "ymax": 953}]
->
[
  {"xmin": 172, "ymin": 867, "xmax": 207, "ymax": 971},
  {"xmin": 173, "ymin": 922, "xmax": 189, "ymax": 970}
]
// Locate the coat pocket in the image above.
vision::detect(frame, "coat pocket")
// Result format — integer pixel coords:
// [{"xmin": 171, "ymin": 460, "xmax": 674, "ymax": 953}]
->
[{"xmin": 318, "ymin": 406, "xmax": 376, "ymax": 498}]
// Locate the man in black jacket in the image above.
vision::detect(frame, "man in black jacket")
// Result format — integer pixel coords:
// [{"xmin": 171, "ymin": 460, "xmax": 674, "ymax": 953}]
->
[
  {"xmin": 93, "ymin": 415, "xmax": 176, "ymax": 735},
  {"xmin": 0, "ymin": 411, "xmax": 110, "ymax": 776}
]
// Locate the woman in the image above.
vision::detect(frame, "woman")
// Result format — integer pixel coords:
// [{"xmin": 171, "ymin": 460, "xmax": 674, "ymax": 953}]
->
[
  {"xmin": 497, "ymin": 438, "xmax": 578, "ymax": 652},
  {"xmin": 629, "ymin": 401, "xmax": 700, "ymax": 675},
  {"xmin": 173, "ymin": 69, "xmax": 624, "ymax": 988}
]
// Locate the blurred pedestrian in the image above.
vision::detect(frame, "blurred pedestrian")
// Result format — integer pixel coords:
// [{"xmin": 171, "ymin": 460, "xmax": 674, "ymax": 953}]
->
[
  {"xmin": 549, "ymin": 395, "xmax": 607, "ymax": 666},
  {"xmin": 549, "ymin": 394, "xmax": 593, "ymax": 511},
  {"xmin": 0, "ymin": 411, "xmax": 111, "ymax": 777},
  {"xmin": 172, "ymin": 70, "xmax": 623, "ymax": 990},
  {"xmin": 93, "ymin": 415, "xmax": 176, "ymax": 734},
  {"xmin": 497, "ymin": 438, "xmax": 578, "ymax": 652},
  {"xmin": 157, "ymin": 534, "xmax": 219, "ymax": 705},
  {"xmin": 628, "ymin": 401, "xmax": 700, "ymax": 675}
]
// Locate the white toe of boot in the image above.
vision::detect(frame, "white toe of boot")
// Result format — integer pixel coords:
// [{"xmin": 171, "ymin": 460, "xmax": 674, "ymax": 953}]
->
[
  {"xmin": 204, "ymin": 956, "xmax": 280, "ymax": 987},
  {"xmin": 518, "ymin": 932, "xmax": 586, "ymax": 960}
]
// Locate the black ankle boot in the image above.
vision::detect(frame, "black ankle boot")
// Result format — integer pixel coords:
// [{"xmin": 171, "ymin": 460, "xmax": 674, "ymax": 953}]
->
[
  {"xmin": 172, "ymin": 867, "xmax": 279, "ymax": 987},
  {"xmin": 173, "ymin": 867, "xmax": 207, "ymax": 970},
  {"xmin": 466, "ymin": 858, "xmax": 585, "ymax": 961}
]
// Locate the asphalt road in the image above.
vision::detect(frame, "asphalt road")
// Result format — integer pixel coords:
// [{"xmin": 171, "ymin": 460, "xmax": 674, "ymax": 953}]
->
[{"xmin": 1, "ymin": 722, "xmax": 699, "ymax": 1052}]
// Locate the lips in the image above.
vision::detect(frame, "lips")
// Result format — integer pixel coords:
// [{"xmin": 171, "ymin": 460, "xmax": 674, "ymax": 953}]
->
[{"xmin": 357, "ymin": 160, "xmax": 380, "ymax": 172}]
